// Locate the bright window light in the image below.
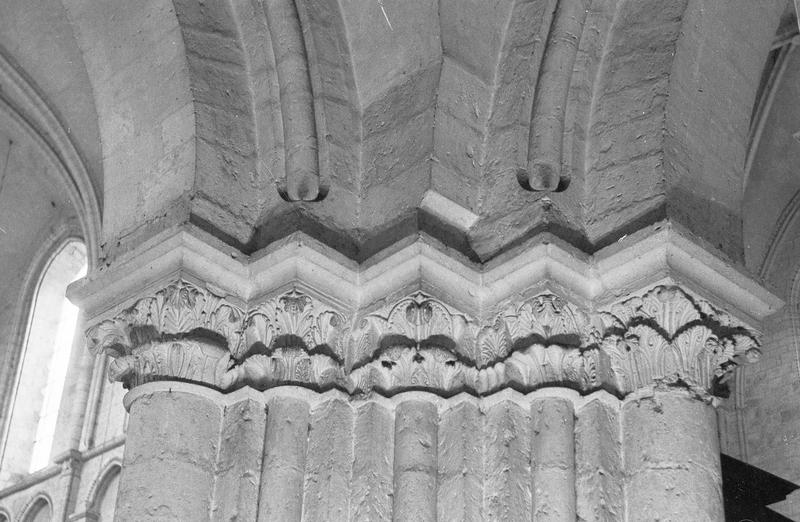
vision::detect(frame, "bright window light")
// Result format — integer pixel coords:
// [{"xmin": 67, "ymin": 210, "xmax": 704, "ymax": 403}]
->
[{"xmin": 28, "ymin": 262, "xmax": 86, "ymax": 472}]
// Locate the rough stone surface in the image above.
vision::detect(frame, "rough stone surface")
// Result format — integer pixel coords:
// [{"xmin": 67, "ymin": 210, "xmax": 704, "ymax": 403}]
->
[
  {"xmin": 741, "ymin": 296, "xmax": 800, "ymax": 520},
  {"xmin": 531, "ymin": 398, "xmax": 576, "ymax": 521},
  {"xmin": 575, "ymin": 397, "xmax": 623, "ymax": 522},
  {"xmin": 622, "ymin": 390, "xmax": 723, "ymax": 521},
  {"xmin": 437, "ymin": 401, "xmax": 482, "ymax": 521},
  {"xmin": 1, "ymin": 2, "xmax": 799, "ymax": 521},
  {"xmin": 302, "ymin": 398, "xmax": 354, "ymax": 521},
  {"xmin": 54, "ymin": 216, "xmax": 778, "ymax": 522},
  {"xmin": 9, "ymin": 0, "xmax": 780, "ymax": 265},
  {"xmin": 393, "ymin": 400, "xmax": 438, "ymax": 522},
  {"xmin": 259, "ymin": 396, "xmax": 309, "ymax": 521},
  {"xmin": 116, "ymin": 390, "xmax": 221, "ymax": 521},
  {"xmin": 80, "ymin": 383, "xmax": 733, "ymax": 521},
  {"xmin": 212, "ymin": 397, "xmax": 265, "ymax": 521}
]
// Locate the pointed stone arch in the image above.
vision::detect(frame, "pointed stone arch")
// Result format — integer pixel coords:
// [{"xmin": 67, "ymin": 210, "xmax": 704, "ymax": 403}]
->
[
  {"xmin": 86, "ymin": 459, "xmax": 122, "ymax": 521},
  {"xmin": 0, "ymin": 230, "xmax": 86, "ymax": 479},
  {"xmin": 18, "ymin": 493, "xmax": 51, "ymax": 522},
  {"xmin": 0, "ymin": 47, "xmax": 101, "ymax": 265}
]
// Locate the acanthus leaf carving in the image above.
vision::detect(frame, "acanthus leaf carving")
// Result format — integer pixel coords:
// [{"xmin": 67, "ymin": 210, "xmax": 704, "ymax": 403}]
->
[
  {"xmin": 602, "ymin": 325, "xmax": 673, "ymax": 394},
  {"xmin": 244, "ymin": 290, "xmax": 349, "ymax": 362},
  {"xmin": 476, "ymin": 318, "xmax": 512, "ymax": 368},
  {"xmin": 218, "ymin": 348, "xmax": 347, "ymax": 392},
  {"xmin": 609, "ymin": 286, "xmax": 701, "ymax": 337},
  {"xmin": 350, "ymin": 346, "xmax": 468, "ymax": 396},
  {"xmin": 477, "ymin": 293, "xmax": 600, "ymax": 369},
  {"xmin": 87, "ymin": 282, "xmax": 350, "ymax": 390},
  {"xmin": 87, "ymin": 281, "xmax": 761, "ymax": 399},
  {"xmin": 503, "ymin": 345, "xmax": 602, "ymax": 393},
  {"xmin": 351, "ymin": 292, "xmax": 480, "ymax": 368},
  {"xmin": 86, "ymin": 280, "xmax": 246, "ymax": 360},
  {"xmin": 505, "ymin": 294, "xmax": 590, "ymax": 343},
  {"xmin": 105, "ymin": 337, "xmax": 233, "ymax": 390},
  {"xmin": 347, "ymin": 342, "xmax": 602, "ymax": 397},
  {"xmin": 601, "ymin": 286, "xmax": 760, "ymax": 397},
  {"xmin": 86, "ymin": 318, "xmax": 133, "ymax": 358}
]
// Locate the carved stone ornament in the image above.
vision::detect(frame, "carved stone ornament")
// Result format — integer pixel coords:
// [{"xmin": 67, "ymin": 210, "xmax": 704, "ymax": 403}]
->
[
  {"xmin": 85, "ymin": 281, "xmax": 246, "ymax": 358},
  {"xmin": 86, "ymin": 281, "xmax": 758, "ymax": 398},
  {"xmin": 599, "ymin": 286, "xmax": 760, "ymax": 396}
]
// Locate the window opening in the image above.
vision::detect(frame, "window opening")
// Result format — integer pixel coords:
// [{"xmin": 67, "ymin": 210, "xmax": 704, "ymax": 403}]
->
[
  {"xmin": 0, "ymin": 240, "xmax": 86, "ymax": 479},
  {"xmin": 28, "ymin": 256, "xmax": 86, "ymax": 472}
]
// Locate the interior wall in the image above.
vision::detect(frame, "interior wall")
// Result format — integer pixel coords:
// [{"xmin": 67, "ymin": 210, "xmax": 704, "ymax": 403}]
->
[
  {"xmin": 744, "ymin": 45, "xmax": 800, "ymax": 276},
  {"xmin": 0, "ymin": 241, "xmax": 85, "ymax": 484},
  {"xmin": 737, "ymin": 10, "xmax": 800, "ymax": 514},
  {"xmin": 0, "ymin": 120, "xmax": 84, "ymax": 458},
  {"xmin": 0, "ymin": 0, "xmax": 796, "ymax": 520},
  {"xmin": 0, "ymin": 0, "xmax": 102, "ymax": 194},
  {"xmin": 742, "ymin": 300, "xmax": 800, "ymax": 518}
]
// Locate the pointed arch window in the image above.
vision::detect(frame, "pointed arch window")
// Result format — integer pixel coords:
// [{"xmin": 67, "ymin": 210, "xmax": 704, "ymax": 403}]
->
[
  {"xmin": 0, "ymin": 239, "xmax": 86, "ymax": 480},
  {"xmin": 21, "ymin": 496, "xmax": 51, "ymax": 522},
  {"xmin": 89, "ymin": 463, "xmax": 121, "ymax": 521}
]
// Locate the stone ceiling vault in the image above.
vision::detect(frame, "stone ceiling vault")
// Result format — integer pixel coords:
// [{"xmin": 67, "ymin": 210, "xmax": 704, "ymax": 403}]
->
[
  {"xmin": 166, "ymin": 0, "xmax": 786, "ymax": 265},
  {"xmin": 0, "ymin": 0, "xmax": 790, "ymax": 269},
  {"xmin": 2, "ymin": 2, "xmax": 798, "ymax": 519}
]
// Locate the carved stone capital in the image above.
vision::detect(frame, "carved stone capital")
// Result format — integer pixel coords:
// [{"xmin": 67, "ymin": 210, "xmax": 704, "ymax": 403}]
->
[
  {"xmin": 348, "ymin": 343, "xmax": 604, "ymax": 396},
  {"xmin": 243, "ymin": 289, "xmax": 349, "ymax": 362},
  {"xmin": 55, "ymin": 449, "xmax": 83, "ymax": 478},
  {"xmin": 341, "ymin": 292, "xmax": 604, "ymax": 396},
  {"xmin": 71, "ymin": 227, "xmax": 780, "ymax": 399},
  {"xmin": 599, "ymin": 286, "xmax": 760, "ymax": 397},
  {"xmin": 86, "ymin": 276, "xmax": 758, "ymax": 399},
  {"xmin": 351, "ymin": 292, "xmax": 479, "ymax": 367},
  {"xmin": 86, "ymin": 282, "xmax": 351, "ymax": 390},
  {"xmin": 105, "ymin": 338, "xmax": 233, "ymax": 389},
  {"xmin": 85, "ymin": 280, "xmax": 245, "ymax": 360}
]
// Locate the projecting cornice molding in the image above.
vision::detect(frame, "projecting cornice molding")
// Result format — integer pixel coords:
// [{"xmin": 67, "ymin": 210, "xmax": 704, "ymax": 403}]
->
[{"xmin": 70, "ymin": 223, "xmax": 781, "ymax": 399}]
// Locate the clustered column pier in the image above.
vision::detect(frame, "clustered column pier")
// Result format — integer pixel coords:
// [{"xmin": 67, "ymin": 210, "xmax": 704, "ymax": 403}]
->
[
  {"xmin": 69, "ymin": 229, "xmax": 779, "ymax": 521},
  {"xmin": 114, "ymin": 382, "xmax": 725, "ymax": 521},
  {"xmin": 623, "ymin": 389, "xmax": 723, "ymax": 520},
  {"xmin": 532, "ymin": 397, "xmax": 576, "ymax": 521},
  {"xmin": 115, "ymin": 387, "xmax": 221, "ymax": 521}
]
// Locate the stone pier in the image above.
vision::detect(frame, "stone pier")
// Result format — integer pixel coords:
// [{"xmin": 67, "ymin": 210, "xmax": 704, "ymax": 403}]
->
[
  {"xmin": 113, "ymin": 383, "xmax": 728, "ymax": 521},
  {"xmin": 69, "ymin": 226, "xmax": 779, "ymax": 521}
]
